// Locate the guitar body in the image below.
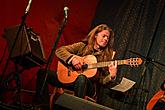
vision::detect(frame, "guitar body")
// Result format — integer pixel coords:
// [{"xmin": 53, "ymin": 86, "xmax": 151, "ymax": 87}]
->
[
  {"xmin": 57, "ymin": 55, "xmax": 97, "ymax": 84},
  {"xmin": 146, "ymin": 90, "xmax": 165, "ymax": 110}
]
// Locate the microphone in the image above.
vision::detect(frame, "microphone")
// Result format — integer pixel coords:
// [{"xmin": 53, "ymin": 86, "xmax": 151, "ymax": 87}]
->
[
  {"xmin": 25, "ymin": 0, "xmax": 32, "ymax": 14},
  {"xmin": 64, "ymin": 6, "xmax": 69, "ymax": 19}
]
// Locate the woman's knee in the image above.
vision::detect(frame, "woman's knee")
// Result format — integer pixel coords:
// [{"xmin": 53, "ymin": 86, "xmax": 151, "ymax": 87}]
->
[{"xmin": 76, "ymin": 75, "xmax": 87, "ymax": 83}]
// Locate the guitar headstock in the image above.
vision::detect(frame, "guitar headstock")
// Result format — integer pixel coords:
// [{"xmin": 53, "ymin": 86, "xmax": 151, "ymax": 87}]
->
[{"xmin": 127, "ymin": 57, "xmax": 143, "ymax": 67}]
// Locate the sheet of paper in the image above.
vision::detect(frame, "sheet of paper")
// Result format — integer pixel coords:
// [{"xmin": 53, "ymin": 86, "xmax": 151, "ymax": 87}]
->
[{"xmin": 111, "ymin": 77, "xmax": 136, "ymax": 92}]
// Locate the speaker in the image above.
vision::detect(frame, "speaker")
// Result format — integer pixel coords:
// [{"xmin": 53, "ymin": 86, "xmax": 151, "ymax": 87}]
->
[
  {"xmin": 54, "ymin": 93, "xmax": 114, "ymax": 110},
  {"xmin": 4, "ymin": 24, "xmax": 46, "ymax": 69}
]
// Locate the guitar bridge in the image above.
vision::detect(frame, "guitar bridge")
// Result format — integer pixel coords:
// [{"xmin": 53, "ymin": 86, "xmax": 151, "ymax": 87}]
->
[{"xmin": 68, "ymin": 68, "xmax": 71, "ymax": 76}]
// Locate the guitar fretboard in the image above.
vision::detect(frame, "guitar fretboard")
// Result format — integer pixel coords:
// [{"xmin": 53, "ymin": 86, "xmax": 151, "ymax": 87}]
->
[{"xmin": 87, "ymin": 60, "xmax": 127, "ymax": 69}]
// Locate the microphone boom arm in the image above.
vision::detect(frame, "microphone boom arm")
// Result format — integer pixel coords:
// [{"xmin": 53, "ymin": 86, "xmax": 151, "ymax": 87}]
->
[{"xmin": 129, "ymin": 50, "xmax": 165, "ymax": 67}]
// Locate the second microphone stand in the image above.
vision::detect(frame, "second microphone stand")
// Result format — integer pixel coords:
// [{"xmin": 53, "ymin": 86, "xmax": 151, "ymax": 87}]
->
[
  {"xmin": 0, "ymin": 1, "xmax": 32, "ymax": 109},
  {"xmin": 40, "ymin": 16, "xmax": 68, "ymax": 96}
]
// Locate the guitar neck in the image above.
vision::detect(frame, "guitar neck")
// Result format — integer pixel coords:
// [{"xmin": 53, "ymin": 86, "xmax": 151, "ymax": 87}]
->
[{"xmin": 88, "ymin": 60, "xmax": 127, "ymax": 69}]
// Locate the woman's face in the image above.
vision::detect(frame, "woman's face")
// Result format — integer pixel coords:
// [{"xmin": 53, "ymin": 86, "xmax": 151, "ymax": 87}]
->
[{"xmin": 94, "ymin": 30, "xmax": 110, "ymax": 50}]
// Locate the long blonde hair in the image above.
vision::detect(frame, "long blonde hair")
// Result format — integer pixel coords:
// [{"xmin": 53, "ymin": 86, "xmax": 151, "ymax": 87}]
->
[{"xmin": 82, "ymin": 24, "xmax": 115, "ymax": 61}]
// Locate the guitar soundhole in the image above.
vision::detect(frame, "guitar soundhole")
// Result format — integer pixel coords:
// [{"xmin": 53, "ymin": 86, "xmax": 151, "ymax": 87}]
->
[
  {"xmin": 70, "ymin": 64, "xmax": 88, "ymax": 71},
  {"xmin": 82, "ymin": 64, "xmax": 88, "ymax": 70}
]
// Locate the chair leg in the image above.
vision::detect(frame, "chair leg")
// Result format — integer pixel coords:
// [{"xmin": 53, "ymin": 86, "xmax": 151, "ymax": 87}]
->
[
  {"xmin": 50, "ymin": 87, "xmax": 64, "ymax": 110},
  {"xmin": 84, "ymin": 96, "xmax": 96, "ymax": 103}
]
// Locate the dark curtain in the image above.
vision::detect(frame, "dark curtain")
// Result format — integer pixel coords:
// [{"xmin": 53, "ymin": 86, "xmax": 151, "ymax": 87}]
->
[{"xmin": 92, "ymin": 0, "xmax": 165, "ymax": 109}]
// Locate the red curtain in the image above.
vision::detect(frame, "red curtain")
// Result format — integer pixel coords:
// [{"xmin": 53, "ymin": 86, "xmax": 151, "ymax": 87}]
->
[{"xmin": 0, "ymin": 0, "xmax": 99, "ymax": 103}]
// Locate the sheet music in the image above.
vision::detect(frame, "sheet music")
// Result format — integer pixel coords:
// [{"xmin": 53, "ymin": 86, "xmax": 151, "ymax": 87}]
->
[{"xmin": 111, "ymin": 77, "xmax": 136, "ymax": 92}]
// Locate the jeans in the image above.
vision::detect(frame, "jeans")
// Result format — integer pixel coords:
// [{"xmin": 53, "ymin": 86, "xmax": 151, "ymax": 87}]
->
[{"xmin": 35, "ymin": 69, "xmax": 95, "ymax": 103}]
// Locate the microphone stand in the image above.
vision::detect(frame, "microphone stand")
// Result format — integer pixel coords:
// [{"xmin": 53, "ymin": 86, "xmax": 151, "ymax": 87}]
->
[
  {"xmin": 40, "ymin": 16, "xmax": 68, "ymax": 96},
  {"xmin": 129, "ymin": 2, "xmax": 165, "ymax": 109},
  {"xmin": 129, "ymin": 50, "xmax": 165, "ymax": 67},
  {"xmin": 128, "ymin": 50, "xmax": 165, "ymax": 109},
  {"xmin": 0, "ymin": 0, "xmax": 32, "ymax": 84},
  {"xmin": 0, "ymin": 11, "xmax": 28, "ymax": 85},
  {"xmin": 0, "ymin": 1, "xmax": 32, "ymax": 109}
]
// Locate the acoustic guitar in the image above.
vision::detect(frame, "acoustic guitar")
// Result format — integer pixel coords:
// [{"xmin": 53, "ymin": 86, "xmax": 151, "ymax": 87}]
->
[
  {"xmin": 57, "ymin": 55, "xmax": 143, "ymax": 84},
  {"xmin": 146, "ymin": 82, "xmax": 165, "ymax": 110},
  {"xmin": 146, "ymin": 90, "xmax": 165, "ymax": 110}
]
